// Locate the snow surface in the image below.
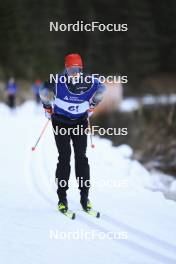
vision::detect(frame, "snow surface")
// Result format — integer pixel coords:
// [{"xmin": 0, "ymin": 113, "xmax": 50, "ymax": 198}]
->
[{"xmin": 1, "ymin": 101, "xmax": 176, "ymax": 264}]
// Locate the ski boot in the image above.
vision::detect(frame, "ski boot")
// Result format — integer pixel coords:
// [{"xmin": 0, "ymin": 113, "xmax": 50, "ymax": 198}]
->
[
  {"xmin": 58, "ymin": 200, "xmax": 68, "ymax": 213},
  {"xmin": 81, "ymin": 198, "xmax": 100, "ymax": 218},
  {"xmin": 80, "ymin": 198, "xmax": 93, "ymax": 212}
]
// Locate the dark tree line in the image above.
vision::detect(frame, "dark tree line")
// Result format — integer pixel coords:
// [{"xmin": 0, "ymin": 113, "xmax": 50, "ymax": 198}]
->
[{"xmin": 0, "ymin": 0, "xmax": 176, "ymax": 93}]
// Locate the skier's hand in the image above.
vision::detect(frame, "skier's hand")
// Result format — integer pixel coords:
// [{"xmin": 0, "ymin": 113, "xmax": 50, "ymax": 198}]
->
[
  {"xmin": 43, "ymin": 105, "xmax": 53, "ymax": 120},
  {"xmin": 87, "ymin": 108, "xmax": 94, "ymax": 117},
  {"xmin": 89, "ymin": 100, "xmax": 96, "ymax": 109}
]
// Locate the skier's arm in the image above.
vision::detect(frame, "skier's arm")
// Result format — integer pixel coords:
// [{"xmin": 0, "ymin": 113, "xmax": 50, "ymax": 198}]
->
[
  {"xmin": 39, "ymin": 80, "xmax": 55, "ymax": 119},
  {"xmin": 90, "ymin": 82, "xmax": 106, "ymax": 108},
  {"xmin": 39, "ymin": 80, "xmax": 55, "ymax": 107},
  {"xmin": 14, "ymin": 84, "xmax": 17, "ymax": 93}
]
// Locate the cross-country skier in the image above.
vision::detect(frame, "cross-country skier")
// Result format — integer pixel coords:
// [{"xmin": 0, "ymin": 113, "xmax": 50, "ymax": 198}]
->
[
  {"xmin": 32, "ymin": 79, "xmax": 43, "ymax": 104},
  {"xmin": 6, "ymin": 77, "xmax": 18, "ymax": 108},
  {"xmin": 40, "ymin": 53, "xmax": 105, "ymax": 214}
]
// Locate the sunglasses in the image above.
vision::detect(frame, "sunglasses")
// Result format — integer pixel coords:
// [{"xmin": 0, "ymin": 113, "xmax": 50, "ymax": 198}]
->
[{"xmin": 66, "ymin": 67, "xmax": 82, "ymax": 75}]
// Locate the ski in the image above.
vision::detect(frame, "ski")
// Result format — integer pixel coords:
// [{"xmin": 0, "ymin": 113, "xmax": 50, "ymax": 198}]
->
[
  {"xmin": 83, "ymin": 209, "xmax": 100, "ymax": 218},
  {"xmin": 58, "ymin": 209, "xmax": 76, "ymax": 220}
]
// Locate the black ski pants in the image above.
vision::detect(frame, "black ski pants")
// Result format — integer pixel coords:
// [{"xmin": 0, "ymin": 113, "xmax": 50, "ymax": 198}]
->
[{"xmin": 52, "ymin": 116, "xmax": 90, "ymax": 202}]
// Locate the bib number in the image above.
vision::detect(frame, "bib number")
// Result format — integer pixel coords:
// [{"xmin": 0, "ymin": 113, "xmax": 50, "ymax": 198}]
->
[{"xmin": 68, "ymin": 105, "xmax": 79, "ymax": 112}]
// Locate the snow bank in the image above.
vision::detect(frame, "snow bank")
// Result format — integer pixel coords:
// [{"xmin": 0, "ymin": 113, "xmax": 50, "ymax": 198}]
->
[{"xmin": 119, "ymin": 94, "xmax": 176, "ymax": 112}]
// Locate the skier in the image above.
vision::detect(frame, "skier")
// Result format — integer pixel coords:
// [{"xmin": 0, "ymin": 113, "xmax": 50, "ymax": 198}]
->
[
  {"xmin": 6, "ymin": 77, "xmax": 18, "ymax": 108},
  {"xmin": 32, "ymin": 79, "xmax": 43, "ymax": 104},
  {"xmin": 40, "ymin": 53, "xmax": 105, "ymax": 215}
]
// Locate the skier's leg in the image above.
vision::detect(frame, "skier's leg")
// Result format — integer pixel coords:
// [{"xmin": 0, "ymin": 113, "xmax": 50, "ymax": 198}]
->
[
  {"xmin": 8, "ymin": 95, "xmax": 13, "ymax": 108},
  {"xmin": 71, "ymin": 120, "xmax": 90, "ymax": 206},
  {"xmin": 36, "ymin": 94, "xmax": 40, "ymax": 104},
  {"xmin": 52, "ymin": 118, "xmax": 71, "ymax": 205}
]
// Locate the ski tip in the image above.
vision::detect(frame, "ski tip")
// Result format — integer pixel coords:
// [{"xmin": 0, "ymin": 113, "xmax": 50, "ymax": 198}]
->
[
  {"xmin": 96, "ymin": 212, "xmax": 100, "ymax": 218},
  {"xmin": 83, "ymin": 209, "xmax": 100, "ymax": 218},
  {"xmin": 58, "ymin": 208, "xmax": 76, "ymax": 220},
  {"xmin": 72, "ymin": 213, "xmax": 76, "ymax": 220}
]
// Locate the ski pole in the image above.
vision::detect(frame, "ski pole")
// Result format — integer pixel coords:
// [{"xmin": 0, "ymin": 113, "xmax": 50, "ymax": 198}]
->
[
  {"xmin": 31, "ymin": 119, "xmax": 50, "ymax": 151},
  {"xmin": 87, "ymin": 111, "xmax": 95, "ymax": 148}
]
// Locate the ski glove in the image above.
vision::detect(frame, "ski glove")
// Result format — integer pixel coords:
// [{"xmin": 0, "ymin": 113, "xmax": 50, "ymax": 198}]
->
[
  {"xmin": 87, "ymin": 108, "xmax": 94, "ymax": 117},
  {"xmin": 43, "ymin": 105, "xmax": 53, "ymax": 120},
  {"xmin": 89, "ymin": 83, "xmax": 106, "ymax": 108}
]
